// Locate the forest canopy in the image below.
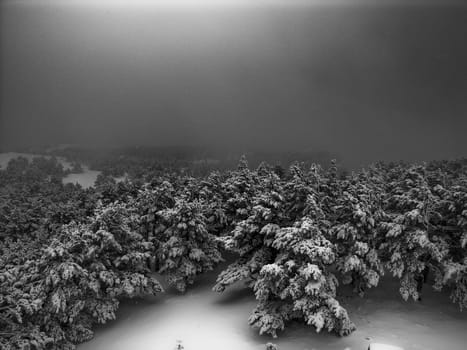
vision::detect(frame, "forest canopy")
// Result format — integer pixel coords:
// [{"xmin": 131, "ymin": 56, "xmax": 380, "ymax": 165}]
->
[{"xmin": 0, "ymin": 153, "xmax": 466, "ymax": 349}]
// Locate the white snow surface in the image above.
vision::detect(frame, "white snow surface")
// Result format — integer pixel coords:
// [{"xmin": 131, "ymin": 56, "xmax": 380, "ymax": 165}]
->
[
  {"xmin": 78, "ymin": 263, "xmax": 467, "ymax": 350},
  {"xmin": 62, "ymin": 166, "xmax": 101, "ymax": 189},
  {"xmin": 368, "ymin": 343, "xmax": 404, "ymax": 350}
]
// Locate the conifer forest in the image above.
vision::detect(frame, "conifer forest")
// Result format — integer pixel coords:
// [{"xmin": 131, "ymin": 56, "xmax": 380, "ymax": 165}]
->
[{"xmin": 1, "ymin": 151, "xmax": 466, "ymax": 349}]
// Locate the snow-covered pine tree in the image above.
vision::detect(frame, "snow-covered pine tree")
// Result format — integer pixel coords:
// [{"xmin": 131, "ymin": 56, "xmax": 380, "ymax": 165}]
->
[
  {"xmin": 249, "ymin": 217, "xmax": 355, "ymax": 337},
  {"xmin": 428, "ymin": 171, "xmax": 467, "ymax": 308},
  {"xmin": 380, "ymin": 165, "xmax": 449, "ymax": 301},
  {"xmin": 0, "ymin": 201, "xmax": 163, "ymax": 350},
  {"xmin": 221, "ymin": 156, "xmax": 260, "ymax": 225},
  {"xmin": 155, "ymin": 199, "xmax": 223, "ymax": 292},
  {"xmin": 328, "ymin": 170, "xmax": 385, "ymax": 295},
  {"xmin": 133, "ymin": 180, "xmax": 176, "ymax": 241},
  {"xmin": 213, "ymin": 173, "xmax": 286, "ymax": 293},
  {"xmin": 197, "ymin": 171, "xmax": 229, "ymax": 236}
]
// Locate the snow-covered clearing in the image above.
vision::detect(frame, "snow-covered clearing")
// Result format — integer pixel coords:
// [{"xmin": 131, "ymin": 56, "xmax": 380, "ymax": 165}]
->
[{"xmin": 79, "ymin": 263, "xmax": 467, "ymax": 350}]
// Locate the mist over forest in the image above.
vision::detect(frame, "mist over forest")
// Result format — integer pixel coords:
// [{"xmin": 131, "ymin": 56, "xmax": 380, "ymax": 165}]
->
[{"xmin": 1, "ymin": 0, "xmax": 466, "ymax": 169}]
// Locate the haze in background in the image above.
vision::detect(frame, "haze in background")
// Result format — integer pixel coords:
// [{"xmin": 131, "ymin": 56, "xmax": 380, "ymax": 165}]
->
[{"xmin": 1, "ymin": 0, "xmax": 466, "ymax": 168}]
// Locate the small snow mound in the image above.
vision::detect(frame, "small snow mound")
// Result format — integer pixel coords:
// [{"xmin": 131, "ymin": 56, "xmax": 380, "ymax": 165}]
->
[{"xmin": 368, "ymin": 343, "xmax": 404, "ymax": 350}]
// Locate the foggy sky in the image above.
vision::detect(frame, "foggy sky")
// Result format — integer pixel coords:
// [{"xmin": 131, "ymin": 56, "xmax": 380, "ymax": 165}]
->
[{"xmin": 1, "ymin": 0, "xmax": 467, "ymax": 167}]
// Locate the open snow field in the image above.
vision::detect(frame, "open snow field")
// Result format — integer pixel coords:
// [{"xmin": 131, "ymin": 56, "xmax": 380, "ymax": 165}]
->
[
  {"xmin": 62, "ymin": 166, "xmax": 101, "ymax": 189},
  {"xmin": 79, "ymin": 263, "xmax": 467, "ymax": 350}
]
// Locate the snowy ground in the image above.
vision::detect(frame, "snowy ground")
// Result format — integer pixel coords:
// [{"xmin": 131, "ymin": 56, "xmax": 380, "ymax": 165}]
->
[
  {"xmin": 62, "ymin": 166, "xmax": 101, "ymax": 189},
  {"xmin": 78, "ymin": 263, "xmax": 467, "ymax": 350}
]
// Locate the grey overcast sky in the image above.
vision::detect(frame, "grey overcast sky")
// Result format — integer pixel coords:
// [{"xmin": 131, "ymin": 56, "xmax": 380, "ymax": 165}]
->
[{"xmin": 1, "ymin": 0, "xmax": 466, "ymax": 167}]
